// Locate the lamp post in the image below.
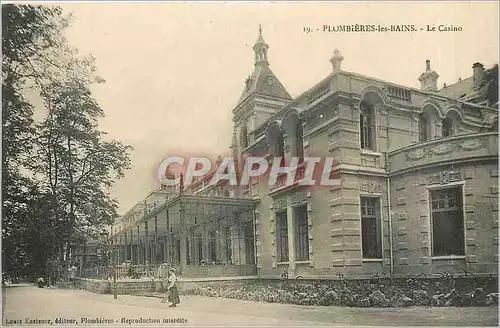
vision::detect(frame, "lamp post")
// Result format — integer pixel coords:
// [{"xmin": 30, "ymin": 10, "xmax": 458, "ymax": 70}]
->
[{"xmin": 100, "ymin": 230, "xmax": 117, "ymax": 299}]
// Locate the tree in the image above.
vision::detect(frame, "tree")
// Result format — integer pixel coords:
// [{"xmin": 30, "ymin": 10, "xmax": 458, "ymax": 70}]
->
[
  {"xmin": 33, "ymin": 44, "xmax": 133, "ymax": 264},
  {"xmin": 2, "ymin": 4, "xmax": 132, "ymax": 277},
  {"xmin": 2, "ymin": 4, "xmax": 69, "ymax": 278}
]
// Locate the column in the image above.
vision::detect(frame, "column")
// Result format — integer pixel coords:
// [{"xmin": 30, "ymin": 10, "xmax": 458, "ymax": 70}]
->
[
  {"xmin": 286, "ymin": 196, "xmax": 296, "ymax": 278},
  {"xmin": 119, "ymin": 235, "xmax": 123, "ymax": 263},
  {"xmin": 144, "ymin": 221, "xmax": 150, "ymax": 276},
  {"xmin": 130, "ymin": 230, "xmax": 134, "ymax": 263},
  {"xmin": 164, "ymin": 210, "xmax": 169, "ymax": 263},
  {"xmin": 231, "ymin": 223, "xmax": 242, "ymax": 265},
  {"xmin": 136, "ymin": 225, "xmax": 141, "ymax": 265},
  {"xmin": 124, "ymin": 232, "xmax": 128, "ymax": 262},
  {"xmin": 163, "ymin": 235, "xmax": 168, "ymax": 263},
  {"xmin": 114, "ymin": 237, "xmax": 118, "ymax": 264},
  {"xmin": 145, "ymin": 221, "xmax": 149, "ymax": 265},
  {"xmin": 118, "ymin": 236, "xmax": 122, "ymax": 264},
  {"xmin": 202, "ymin": 221, "xmax": 208, "ymax": 263},
  {"xmin": 224, "ymin": 225, "xmax": 230, "ymax": 264},
  {"xmin": 179, "ymin": 201, "xmax": 188, "ymax": 268},
  {"xmin": 239, "ymin": 224, "xmax": 247, "ymax": 265},
  {"xmin": 154, "ymin": 216, "xmax": 158, "ymax": 264},
  {"xmin": 218, "ymin": 219, "xmax": 226, "ymax": 263}
]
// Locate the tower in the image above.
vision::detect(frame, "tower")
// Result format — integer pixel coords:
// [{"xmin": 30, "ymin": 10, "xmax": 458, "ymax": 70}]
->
[
  {"xmin": 229, "ymin": 25, "xmax": 293, "ymax": 196},
  {"xmin": 253, "ymin": 24, "xmax": 269, "ymax": 66}
]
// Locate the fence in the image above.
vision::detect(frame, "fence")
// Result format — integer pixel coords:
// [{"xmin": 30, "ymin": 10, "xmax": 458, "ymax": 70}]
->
[
  {"xmin": 81, "ymin": 264, "xmax": 165, "ymax": 280},
  {"xmin": 80, "ymin": 263, "xmax": 257, "ymax": 280}
]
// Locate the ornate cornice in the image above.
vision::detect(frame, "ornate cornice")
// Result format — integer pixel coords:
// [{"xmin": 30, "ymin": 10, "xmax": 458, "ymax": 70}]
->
[
  {"xmin": 404, "ymin": 137, "xmax": 488, "ymax": 161},
  {"xmin": 272, "ymin": 197, "xmax": 287, "ymax": 211},
  {"xmin": 428, "ymin": 171, "xmax": 462, "ymax": 185},
  {"xmin": 359, "ymin": 181, "xmax": 382, "ymax": 193},
  {"xmin": 290, "ymin": 192, "xmax": 307, "ymax": 206}
]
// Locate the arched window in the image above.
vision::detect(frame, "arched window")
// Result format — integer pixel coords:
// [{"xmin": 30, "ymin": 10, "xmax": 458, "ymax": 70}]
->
[
  {"xmin": 442, "ymin": 118, "xmax": 454, "ymax": 137},
  {"xmin": 360, "ymin": 101, "xmax": 375, "ymax": 150},
  {"xmin": 295, "ymin": 121, "xmax": 304, "ymax": 159},
  {"xmin": 240, "ymin": 125, "xmax": 248, "ymax": 149},
  {"xmin": 276, "ymin": 133, "xmax": 285, "ymax": 158},
  {"xmin": 418, "ymin": 113, "xmax": 429, "ymax": 142}
]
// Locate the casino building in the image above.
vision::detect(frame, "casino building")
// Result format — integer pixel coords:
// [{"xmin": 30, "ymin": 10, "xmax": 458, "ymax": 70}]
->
[{"xmin": 106, "ymin": 27, "xmax": 498, "ymax": 280}]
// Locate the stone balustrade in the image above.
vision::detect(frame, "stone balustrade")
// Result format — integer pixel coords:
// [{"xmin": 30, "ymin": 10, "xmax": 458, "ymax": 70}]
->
[{"xmin": 389, "ymin": 132, "xmax": 498, "ymax": 174}]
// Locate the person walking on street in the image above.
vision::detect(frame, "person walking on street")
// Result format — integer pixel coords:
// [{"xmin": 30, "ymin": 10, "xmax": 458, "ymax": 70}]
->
[
  {"xmin": 162, "ymin": 267, "xmax": 180, "ymax": 307},
  {"xmin": 37, "ymin": 277, "xmax": 45, "ymax": 288}
]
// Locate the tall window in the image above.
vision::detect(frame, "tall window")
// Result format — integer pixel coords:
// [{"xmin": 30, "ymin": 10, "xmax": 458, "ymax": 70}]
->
[
  {"xmin": 276, "ymin": 211, "xmax": 289, "ymax": 262},
  {"xmin": 295, "ymin": 121, "xmax": 304, "ymax": 159},
  {"xmin": 430, "ymin": 187, "xmax": 465, "ymax": 256},
  {"xmin": 360, "ymin": 197, "xmax": 382, "ymax": 259},
  {"xmin": 275, "ymin": 133, "xmax": 285, "ymax": 167},
  {"xmin": 240, "ymin": 126, "xmax": 248, "ymax": 149},
  {"xmin": 276, "ymin": 133, "xmax": 285, "ymax": 157},
  {"xmin": 419, "ymin": 113, "xmax": 429, "ymax": 142},
  {"xmin": 185, "ymin": 238, "xmax": 190, "ymax": 264},
  {"xmin": 294, "ymin": 205, "xmax": 309, "ymax": 261},
  {"xmin": 442, "ymin": 118, "xmax": 454, "ymax": 137},
  {"xmin": 360, "ymin": 102, "xmax": 375, "ymax": 150}
]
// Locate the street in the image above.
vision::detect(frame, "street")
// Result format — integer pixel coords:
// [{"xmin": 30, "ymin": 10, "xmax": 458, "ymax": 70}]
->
[{"xmin": 1, "ymin": 284, "xmax": 498, "ymax": 327}]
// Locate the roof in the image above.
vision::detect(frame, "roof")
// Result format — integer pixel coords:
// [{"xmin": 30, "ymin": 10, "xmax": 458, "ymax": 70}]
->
[
  {"xmin": 438, "ymin": 76, "xmax": 474, "ymax": 100},
  {"xmin": 237, "ymin": 64, "xmax": 292, "ymax": 105},
  {"xmin": 437, "ymin": 64, "xmax": 498, "ymax": 107},
  {"xmin": 255, "ymin": 34, "xmax": 266, "ymax": 46}
]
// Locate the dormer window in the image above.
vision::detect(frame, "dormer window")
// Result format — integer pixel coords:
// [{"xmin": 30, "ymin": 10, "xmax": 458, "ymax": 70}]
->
[{"xmin": 267, "ymin": 76, "xmax": 275, "ymax": 86}]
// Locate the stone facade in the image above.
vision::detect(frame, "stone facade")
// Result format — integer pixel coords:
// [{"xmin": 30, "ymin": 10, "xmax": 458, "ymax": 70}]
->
[
  {"xmin": 229, "ymin": 29, "xmax": 498, "ymax": 279},
  {"xmin": 107, "ymin": 28, "xmax": 498, "ymax": 281}
]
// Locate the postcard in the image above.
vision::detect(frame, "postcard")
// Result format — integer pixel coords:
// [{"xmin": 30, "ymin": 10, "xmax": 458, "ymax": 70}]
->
[{"xmin": 1, "ymin": 1, "xmax": 499, "ymax": 327}]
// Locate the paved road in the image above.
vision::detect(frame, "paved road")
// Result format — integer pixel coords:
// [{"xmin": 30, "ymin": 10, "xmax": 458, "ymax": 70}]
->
[{"xmin": 2, "ymin": 284, "xmax": 498, "ymax": 327}]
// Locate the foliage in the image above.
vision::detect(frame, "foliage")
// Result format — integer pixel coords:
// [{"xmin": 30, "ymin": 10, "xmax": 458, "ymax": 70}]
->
[
  {"xmin": 2, "ymin": 4, "xmax": 69, "ymax": 278},
  {"xmin": 33, "ymin": 63, "xmax": 132, "ymax": 253},
  {"xmin": 2, "ymin": 4, "xmax": 132, "ymax": 278},
  {"xmin": 185, "ymin": 275, "xmax": 498, "ymax": 308}
]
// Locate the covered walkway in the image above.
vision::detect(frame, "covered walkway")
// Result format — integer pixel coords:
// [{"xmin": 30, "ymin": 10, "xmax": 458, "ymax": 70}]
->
[{"xmin": 107, "ymin": 194, "xmax": 257, "ymax": 277}]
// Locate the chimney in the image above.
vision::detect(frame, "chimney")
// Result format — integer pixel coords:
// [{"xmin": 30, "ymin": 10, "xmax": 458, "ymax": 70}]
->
[{"xmin": 472, "ymin": 62, "xmax": 485, "ymax": 89}]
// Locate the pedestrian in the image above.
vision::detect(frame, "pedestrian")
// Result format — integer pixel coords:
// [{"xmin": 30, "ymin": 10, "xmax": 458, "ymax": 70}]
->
[
  {"xmin": 37, "ymin": 277, "xmax": 45, "ymax": 288},
  {"xmin": 162, "ymin": 268, "xmax": 180, "ymax": 307}
]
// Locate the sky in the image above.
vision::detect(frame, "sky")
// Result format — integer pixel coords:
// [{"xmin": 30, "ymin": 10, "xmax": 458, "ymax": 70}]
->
[{"xmin": 51, "ymin": 1, "xmax": 499, "ymax": 215}]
